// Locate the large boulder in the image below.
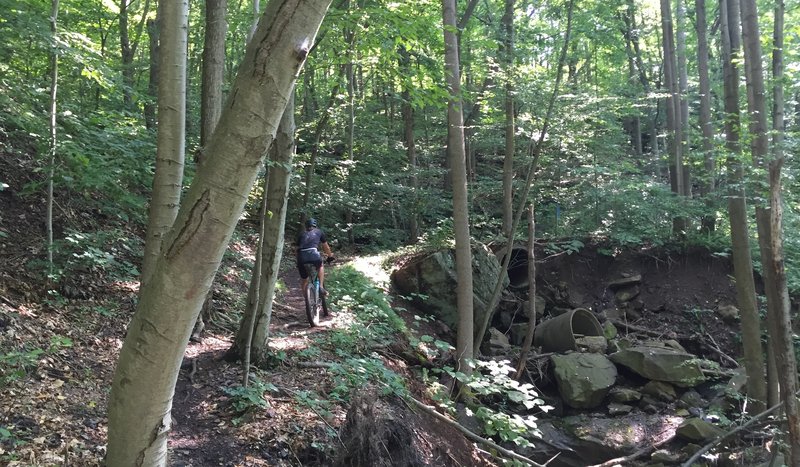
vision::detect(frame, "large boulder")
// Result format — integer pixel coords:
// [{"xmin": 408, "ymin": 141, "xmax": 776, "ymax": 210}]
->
[
  {"xmin": 391, "ymin": 244, "xmax": 508, "ymax": 331},
  {"xmin": 609, "ymin": 345, "xmax": 705, "ymax": 387},
  {"xmin": 551, "ymin": 353, "xmax": 617, "ymax": 408}
]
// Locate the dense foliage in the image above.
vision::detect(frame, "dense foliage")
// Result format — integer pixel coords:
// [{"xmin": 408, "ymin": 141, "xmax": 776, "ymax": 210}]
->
[{"xmin": 0, "ymin": 0, "xmax": 798, "ymax": 284}]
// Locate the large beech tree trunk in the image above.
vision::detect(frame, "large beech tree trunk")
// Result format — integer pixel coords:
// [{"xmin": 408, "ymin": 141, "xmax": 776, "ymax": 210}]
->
[
  {"xmin": 442, "ymin": 0, "xmax": 474, "ymax": 371},
  {"xmin": 140, "ymin": 0, "xmax": 188, "ymax": 288},
  {"xmin": 739, "ymin": 0, "xmax": 800, "ymax": 461},
  {"xmin": 719, "ymin": 0, "xmax": 766, "ymax": 414},
  {"xmin": 106, "ymin": 2, "xmax": 331, "ymax": 465}
]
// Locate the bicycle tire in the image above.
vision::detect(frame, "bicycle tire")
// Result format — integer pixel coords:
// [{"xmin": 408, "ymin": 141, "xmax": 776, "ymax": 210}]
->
[
  {"xmin": 304, "ymin": 281, "xmax": 320, "ymax": 326},
  {"xmin": 321, "ymin": 293, "xmax": 329, "ymax": 317}
]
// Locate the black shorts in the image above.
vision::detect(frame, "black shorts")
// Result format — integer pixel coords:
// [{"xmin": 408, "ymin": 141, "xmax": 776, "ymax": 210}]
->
[{"xmin": 297, "ymin": 259, "xmax": 322, "ymax": 279}]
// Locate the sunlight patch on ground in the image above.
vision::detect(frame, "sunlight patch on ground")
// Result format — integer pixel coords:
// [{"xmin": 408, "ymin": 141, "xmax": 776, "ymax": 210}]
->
[
  {"xmin": 184, "ymin": 334, "xmax": 231, "ymax": 358},
  {"xmin": 348, "ymin": 254, "xmax": 392, "ymax": 288},
  {"xmin": 270, "ymin": 334, "xmax": 311, "ymax": 352}
]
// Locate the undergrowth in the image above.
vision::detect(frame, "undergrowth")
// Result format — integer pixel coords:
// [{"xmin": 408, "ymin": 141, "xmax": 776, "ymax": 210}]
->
[{"xmin": 284, "ymin": 262, "xmax": 553, "ymax": 461}]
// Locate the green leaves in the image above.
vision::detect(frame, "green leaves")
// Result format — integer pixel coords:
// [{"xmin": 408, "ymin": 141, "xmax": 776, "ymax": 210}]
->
[{"xmin": 223, "ymin": 375, "xmax": 277, "ymax": 415}]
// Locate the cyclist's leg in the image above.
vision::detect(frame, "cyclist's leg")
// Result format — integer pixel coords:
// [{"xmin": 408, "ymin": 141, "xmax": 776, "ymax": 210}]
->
[
  {"xmin": 318, "ymin": 263, "xmax": 326, "ymax": 295},
  {"xmin": 298, "ymin": 258, "xmax": 310, "ymax": 290}
]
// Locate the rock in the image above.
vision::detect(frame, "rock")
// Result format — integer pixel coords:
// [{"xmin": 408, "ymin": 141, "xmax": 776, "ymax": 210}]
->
[
  {"xmin": 651, "ymin": 449, "xmax": 684, "ymax": 463},
  {"xmin": 608, "ymin": 274, "xmax": 642, "ymax": 289},
  {"xmin": 390, "ymin": 243, "xmax": 508, "ymax": 332},
  {"xmin": 498, "ymin": 309, "xmax": 514, "ymax": 329},
  {"xmin": 509, "ymin": 322, "xmax": 528, "ymax": 346},
  {"xmin": 560, "ymin": 413, "xmax": 685, "ymax": 462},
  {"xmin": 521, "ymin": 295, "xmax": 547, "ymax": 318},
  {"xmin": 676, "ymin": 418, "xmax": 724, "ymax": 442},
  {"xmin": 615, "ymin": 285, "xmax": 640, "ymax": 303},
  {"xmin": 608, "ymin": 402, "xmax": 633, "ymax": 416},
  {"xmin": 639, "ymin": 394, "xmax": 667, "ymax": 411},
  {"xmin": 603, "ymin": 307, "xmax": 624, "ymax": 320},
  {"xmin": 662, "ymin": 339, "xmax": 687, "ymax": 353},
  {"xmin": 488, "ymin": 328, "xmax": 510, "ymax": 354},
  {"xmin": 717, "ymin": 304, "xmax": 739, "ymax": 322},
  {"xmin": 642, "ymin": 381, "xmax": 677, "ymax": 402},
  {"xmin": 575, "ymin": 336, "xmax": 608, "ymax": 353},
  {"xmin": 609, "ymin": 387, "xmax": 642, "ymax": 403},
  {"xmin": 551, "ymin": 353, "xmax": 617, "ymax": 408},
  {"xmin": 678, "ymin": 389, "xmax": 707, "ymax": 409},
  {"xmin": 609, "ymin": 345, "xmax": 706, "ymax": 387}
]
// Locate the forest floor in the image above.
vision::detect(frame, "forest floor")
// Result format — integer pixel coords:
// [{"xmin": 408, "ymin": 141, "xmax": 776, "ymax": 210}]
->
[{"xmin": 0, "ymin": 145, "xmax": 758, "ymax": 466}]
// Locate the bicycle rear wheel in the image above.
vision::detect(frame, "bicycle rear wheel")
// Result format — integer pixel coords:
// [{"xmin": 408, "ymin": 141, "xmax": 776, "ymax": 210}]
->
[
  {"xmin": 304, "ymin": 283, "xmax": 320, "ymax": 326},
  {"xmin": 321, "ymin": 293, "xmax": 329, "ymax": 317}
]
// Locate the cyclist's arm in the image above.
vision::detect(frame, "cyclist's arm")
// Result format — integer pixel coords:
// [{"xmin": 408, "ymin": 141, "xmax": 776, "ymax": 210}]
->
[{"xmin": 321, "ymin": 241, "xmax": 333, "ymax": 257}]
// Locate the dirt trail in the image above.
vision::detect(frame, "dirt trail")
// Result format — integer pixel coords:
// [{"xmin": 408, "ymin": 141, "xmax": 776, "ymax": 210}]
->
[{"xmin": 169, "ymin": 266, "xmax": 341, "ymax": 466}]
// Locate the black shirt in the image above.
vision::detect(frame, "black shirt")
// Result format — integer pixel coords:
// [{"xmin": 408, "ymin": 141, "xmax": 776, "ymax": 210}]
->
[{"xmin": 297, "ymin": 228, "xmax": 327, "ymax": 251}]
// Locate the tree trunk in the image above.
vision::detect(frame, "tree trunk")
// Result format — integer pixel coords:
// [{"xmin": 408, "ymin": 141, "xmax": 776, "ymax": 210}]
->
[
  {"xmin": 515, "ymin": 204, "xmax": 536, "ymax": 379},
  {"xmin": 399, "ymin": 47, "xmax": 419, "ymax": 243},
  {"xmin": 119, "ymin": 0, "xmax": 152, "ymax": 108},
  {"xmin": 46, "ymin": 0, "xmax": 59, "ymax": 278},
  {"xmin": 501, "ymin": 0, "xmax": 515, "ymax": 237},
  {"xmin": 192, "ymin": 0, "xmax": 230, "ymax": 341},
  {"xmin": 719, "ymin": 0, "xmax": 766, "ymax": 414},
  {"xmin": 740, "ymin": 0, "xmax": 800, "ymax": 461},
  {"xmin": 201, "ymin": 0, "xmax": 228, "ymax": 147},
  {"xmin": 675, "ymin": 0, "xmax": 691, "ymax": 198},
  {"xmin": 442, "ymin": 0, "xmax": 474, "ymax": 371},
  {"xmin": 660, "ymin": 0, "xmax": 686, "ymax": 234},
  {"xmin": 140, "ymin": 0, "xmax": 189, "ymax": 288},
  {"xmin": 696, "ymin": 0, "xmax": 716, "ymax": 232},
  {"xmin": 345, "ymin": 11, "xmax": 356, "ymax": 246},
  {"xmin": 144, "ymin": 17, "xmax": 158, "ymax": 130},
  {"xmin": 106, "ymin": 2, "xmax": 331, "ymax": 465},
  {"xmin": 231, "ymin": 91, "xmax": 296, "ymax": 364}
]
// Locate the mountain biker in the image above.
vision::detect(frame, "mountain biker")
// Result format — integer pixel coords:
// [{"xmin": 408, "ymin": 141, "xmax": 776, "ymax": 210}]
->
[{"xmin": 296, "ymin": 218, "xmax": 335, "ymax": 296}]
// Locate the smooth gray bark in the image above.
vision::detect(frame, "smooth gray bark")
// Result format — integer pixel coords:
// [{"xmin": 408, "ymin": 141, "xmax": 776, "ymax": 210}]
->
[
  {"xmin": 719, "ymin": 0, "xmax": 766, "ymax": 414},
  {"xmin": 232, "ymin": 92, "xmax": 296, "ymax": 364},
  {"xmin": 201, "ymin": 0, "xmax": 228, "ymax": 147},
  {"xmin": 106, "ymin": 2, "xmax": 331, "ymax": 465},
  {"xmin": 141, "ymin": 0, "xmax": 189, "ymax": 288},
  {"xmin": 442, "ymin": 0, "xmax": 474, "ymax": 370}
]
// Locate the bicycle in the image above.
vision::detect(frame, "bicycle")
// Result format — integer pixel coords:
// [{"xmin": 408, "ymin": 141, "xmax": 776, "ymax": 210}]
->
[{"xmin": 302, "ymin": 262, "xmax": 329, "ymax": 326}]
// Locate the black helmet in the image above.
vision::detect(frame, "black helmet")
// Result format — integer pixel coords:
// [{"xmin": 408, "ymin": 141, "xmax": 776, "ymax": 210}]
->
[{"xmin": 306, "ymin": 218, "xmax": 318, "ymax": 228}]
